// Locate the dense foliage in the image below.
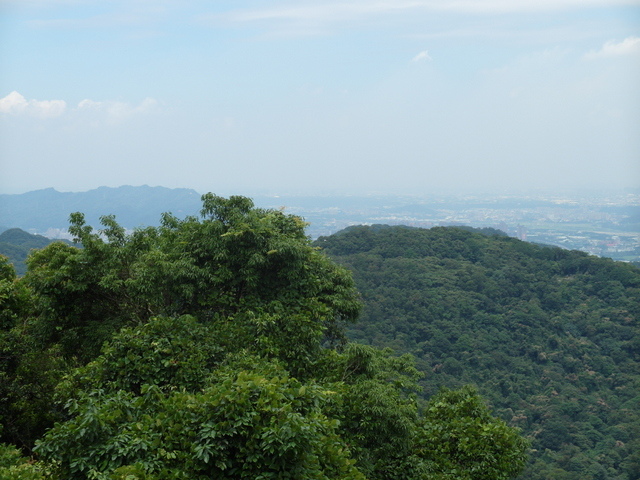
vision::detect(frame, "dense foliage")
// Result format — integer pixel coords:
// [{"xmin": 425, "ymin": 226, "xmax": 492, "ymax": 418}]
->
[
  {"xmin": 0, "ymin": 196, "xmax": 528, "ymax": 479},
  {"xmin": 315, "ymin": 224, "xmax": 640, "ymax": 480}
]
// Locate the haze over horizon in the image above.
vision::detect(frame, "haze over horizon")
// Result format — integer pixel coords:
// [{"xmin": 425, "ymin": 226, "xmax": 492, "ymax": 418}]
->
[{"xmin": 1, "ymin": 1, "xmax": 639, "ymax": 196}]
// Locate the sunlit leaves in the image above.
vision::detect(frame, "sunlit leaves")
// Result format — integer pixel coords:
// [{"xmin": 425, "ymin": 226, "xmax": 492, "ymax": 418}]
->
[
  {"xmin": 0, "ymin": 443, "xmax": 48, "ymax": 480},
  {"xmin": 417, "ymin": 386, "xmax": 529, "ymax": 480},
  {"xmin": 37, "ymin": 359, "xmax": 365, "ymax": 480}
]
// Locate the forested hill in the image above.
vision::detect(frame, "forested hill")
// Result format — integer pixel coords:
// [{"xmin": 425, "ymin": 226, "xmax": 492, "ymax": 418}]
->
[
  {"xmin": 314, "ymin": 225, "xmax": 640, "ymax": 480},
  {"xmin": 0, "ymin": 228, "xmax": 69, "ymax": 276}
]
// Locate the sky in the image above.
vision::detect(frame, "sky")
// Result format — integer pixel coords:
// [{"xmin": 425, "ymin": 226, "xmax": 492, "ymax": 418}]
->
[{"xmin": 0, "ymin": 0, "xmax": 639, "ymax": 196}]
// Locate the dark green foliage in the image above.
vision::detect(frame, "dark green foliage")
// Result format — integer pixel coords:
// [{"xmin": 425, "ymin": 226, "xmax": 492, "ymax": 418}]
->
[
  {"xmin": 58, "ymin": 316, "xmax": 224, "ymax": 397},
  {"xmin": 24, "ymin": 194, "xmax": 361, "ymax": 362},
  {"xmin": 34, "ymin": 315, "xmax": 372, "ymax": 479},
  {"xmin": 0, "ymin": 256, "xmax": 67, "ymax": 450},
  {"xmin": 321, "ymin": 344, "xmax": 425, "ymax": 479},
  {"xmin": 0, "ymin": 256, "xmax": 30, "ymax": 330},
  {"xmin": 0, "ymin": 330, "xmax": 66, "ymax": 450},
  {"xmin": 315, "ymin": 225, "xmax": 640, "ymax": 480}
]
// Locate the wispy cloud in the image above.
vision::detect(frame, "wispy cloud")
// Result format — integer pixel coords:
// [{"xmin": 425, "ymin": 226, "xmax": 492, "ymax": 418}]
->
[
  {"xmin": 210, "ymin": 0, "xmax": 640, "ymax": 26},
  {"xmin": 24, "ymin": 0, "xmax": 177, "ymax": 30},
  {"xmin": 412, "ymin": 50, "xmax": 432, "ymax": 62},
  {"xmin": 76, "ymin": 97, "xmax": 158, "ymax": 118},
  {"xmin": 29, "ymin": 12, "xmax": 159, "ymax": 30},
  {"xmin": 73, "ymin": 97, "xmax": 159, "ymax": 126},
  {"xmin": 584, "ymin": 36, "xmax": 640, "ymax": 59},
  {"xmin": 0, "ymin": 0, "xmax": 95, "ymax": 6}
]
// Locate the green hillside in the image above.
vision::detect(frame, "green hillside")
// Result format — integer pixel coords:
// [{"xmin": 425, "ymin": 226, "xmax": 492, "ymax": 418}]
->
[
  {"xmin": 0, "ymin": 228, "xmax": 62, "ymax": 276},
  {"xmin": 314, "ymin": 225, "xmax": 640, "ymax": 480}
]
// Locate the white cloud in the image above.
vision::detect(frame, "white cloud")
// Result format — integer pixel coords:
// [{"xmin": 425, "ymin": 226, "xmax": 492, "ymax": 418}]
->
[
  {"xmin": 584, "ymin": 36, "xmax": 640, "ymax": 59},
  {"xmin": 0, "ymin": 91, "xmax": 159, "ymax": 124},
  {"xmin": 0, "ymin": 91, "xmax": 67, "ymax": 118},
  {"xmin": 0, "ymin": 91, "xmax": 27, "ymax": 113},
  {"xmin": 412, "ymin": 50, "xmax": 432, "ymax": 62}
]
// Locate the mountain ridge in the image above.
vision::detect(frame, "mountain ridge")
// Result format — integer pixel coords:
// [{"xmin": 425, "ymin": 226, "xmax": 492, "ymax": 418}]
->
[{"xmin": 0, "ymin": 185, "xmax": 202, "ymax": 235}]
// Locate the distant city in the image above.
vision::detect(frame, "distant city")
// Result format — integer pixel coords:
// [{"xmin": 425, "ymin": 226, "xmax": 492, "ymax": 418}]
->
[
  {"xmin": 3, "ymin": 187, "xmax": 638, "ymax": 263},
  {"xmin": 254, "ymin": 190, "xmax": 640, "ymax": 263}
]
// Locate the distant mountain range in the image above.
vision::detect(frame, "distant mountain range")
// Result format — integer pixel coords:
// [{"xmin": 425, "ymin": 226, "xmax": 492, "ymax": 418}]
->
[{"xmin": 0, "ymin": 186, "xmax": 202, "ymax": 236}]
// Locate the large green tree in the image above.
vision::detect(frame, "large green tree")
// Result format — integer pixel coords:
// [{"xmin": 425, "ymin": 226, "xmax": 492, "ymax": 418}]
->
[
  {"xmin": 0, "ymin": 256, "xmax": 66, "ymax": 450},
  {"xmin": 24, "ymin": 194, "xmax": 361, "ymax": 365},
  {"xmin": 36, "ymin": 317, "xmax": 366, "ymax": 480}
]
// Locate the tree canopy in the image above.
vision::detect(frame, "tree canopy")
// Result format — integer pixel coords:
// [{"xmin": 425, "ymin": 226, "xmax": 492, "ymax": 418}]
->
[
  {"xmin": 315, "ymin": 224, "xmax": 640, "ymax": 480},
  {"xmin": 1, "ymin": 195, "xmax": 529, "ymax": 480}
]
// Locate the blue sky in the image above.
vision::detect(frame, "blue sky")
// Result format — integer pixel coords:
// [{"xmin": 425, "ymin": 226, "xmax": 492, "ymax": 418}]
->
[{"xmin": 1, "ymin": 0, "xmax": 639, "ymax": 195}]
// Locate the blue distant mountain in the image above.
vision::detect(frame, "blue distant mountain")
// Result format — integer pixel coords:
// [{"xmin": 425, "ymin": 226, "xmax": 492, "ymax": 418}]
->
[{"xmin": 0, "ymin": 185, "xmax": 202, "ymax": 235}]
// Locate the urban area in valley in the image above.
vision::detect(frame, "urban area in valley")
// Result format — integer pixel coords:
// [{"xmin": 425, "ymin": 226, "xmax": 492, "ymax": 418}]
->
[
  {"xmin": 258, "ymin": 190, "xmax": 640, "ymax": 263},
  {"xmin": 16, "ymin": 188, "xmax": 639, "ymax": 264}
]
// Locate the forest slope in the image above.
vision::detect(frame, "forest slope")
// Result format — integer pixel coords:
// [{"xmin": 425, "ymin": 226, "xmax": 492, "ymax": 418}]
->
[
  {"xmin": 0, "ymin": 228, "xmax": 63, "ymax": 276},
  {"xmin": 315, "ymin": 225, "xmax": 640, "ymax": 480}
]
